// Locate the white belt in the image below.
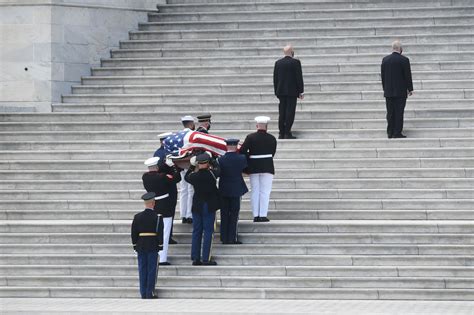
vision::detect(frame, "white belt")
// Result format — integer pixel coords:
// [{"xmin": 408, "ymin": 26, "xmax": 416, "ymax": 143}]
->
[
  {"xmin": 249, "ymin": 154, "xmax": 273, "ymax": 159},
  {"xmin": 154, "ymin": 193, "xmax": 169, "ymax": 200}
]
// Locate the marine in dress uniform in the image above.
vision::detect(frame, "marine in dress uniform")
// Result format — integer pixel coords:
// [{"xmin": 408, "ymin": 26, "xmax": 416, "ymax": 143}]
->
[
  {"xmin": 179, "ymin": 115, "xmax": 196, "ymax": 224},
  {"xmin": 381, "ymin": 40, "xmax": 414, "ymax": 139},
  {"xmin": 185, "ymin": 153, "xmax": 221, "ymax": 265},
  {"xmin": 154, "ymin": 132, "xmax": 178, "ymax": 244},
  {"xmin": 196, "ymin": 114, "xmax": 212, "ymax": 134},
  {"xmin": 273, "ymin": 45, "xmax": 304, "ymax": 139},
  {"xmin": 131, "ymin": 192, "xmax": 164, "ymax": 299},
  {"xmin": 218, "ymin": 138, "xmax": 248, "ymax": 244},
  {"xmin": 239, "ymin": 116, "xmax": 277, "ymax": 222},
  {"xmin": 142, "ymin": 157, "xmax": 181, "ymax": 265}
]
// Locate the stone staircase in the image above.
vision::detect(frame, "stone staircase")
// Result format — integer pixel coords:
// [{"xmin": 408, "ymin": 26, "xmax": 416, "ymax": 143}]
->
[{"xmin": 0, "ymin": 0, "xmax": 473, "ymax": 300}]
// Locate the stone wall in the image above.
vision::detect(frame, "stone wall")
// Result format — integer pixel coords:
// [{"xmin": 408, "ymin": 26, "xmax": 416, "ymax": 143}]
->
[{"xmin": 0, "ymin": 0, "xmax": 162, "ymax": 112}]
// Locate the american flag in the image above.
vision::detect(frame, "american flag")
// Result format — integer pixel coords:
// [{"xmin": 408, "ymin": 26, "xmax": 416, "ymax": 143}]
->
[{"xmin": 164, "ymin": 130, "xmax": 227, "ymax": 157}]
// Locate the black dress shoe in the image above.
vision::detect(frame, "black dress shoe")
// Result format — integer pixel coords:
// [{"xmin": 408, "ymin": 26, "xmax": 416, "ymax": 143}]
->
[
  {"xmin": 278, "ymin": 134, "xmax": 285, "ymax": 139},
  {"xmin": 192, "ymin": 260, "xmax": 202, "ymax": 266},
  {"xmin": 182, "ymin": 218, "xmax": 187, "ymax": 223},
  {"xmin": 149, "ymin": 295, "xmax": 158, "ymax": 299},
  {"xmin": 202, "ymin": 260, "xmax": 217, "ymax": 266},
  {"xmin": 259, "ymin": 217, "xmax": 270, "ymax": 222},
  {"xmin": 285, "ymin": 134, "xmax": 297, "ymax": 139},
  {"xmin": 186, "ymin": 218, "xmax": 193, "ymax": 224},
  {"xmin": 233, "ymin": 240, "xmax": 242, "ymax": 244},
  {"xmin": 159, "ymin": 262, "xmax": 171, "ymax": 266},
  {"xmin": 169, "ymin": 238, "xmax": 178, "ymax": 245},
  {"xmin": 387, "ymin": 134, "xmax": 392, "ymax": 139},
  {"xmin": 253, "ymin": 217, "xmax": 260, "ymax": 222},
  {"xmin": 393, "ymin": 134, "xmax": 407, "ymax": 138}
]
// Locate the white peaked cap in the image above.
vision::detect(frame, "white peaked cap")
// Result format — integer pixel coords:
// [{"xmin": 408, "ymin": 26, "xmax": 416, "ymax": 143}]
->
[
  {"xmin": 255, "ymin": 116, "xmax": 271, "ymax": 124},
  {"xmin": 144, "ymin": 157, "xmax": 160, "ymax": 167},
  {"xmin": 181, "ymin": 115, "xmax": 195, "ymax": 122},
  {"xmin": 157, "ymin": 132, "xmax": 173, "ymax": 140}
]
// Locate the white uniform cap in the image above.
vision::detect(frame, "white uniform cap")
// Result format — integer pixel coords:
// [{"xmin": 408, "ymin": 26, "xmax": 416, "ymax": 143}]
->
[
  {"xmin": 181, "ymin": 115, "xmax": 195, "ymax": 122},
  {"xmin": 144, "ymin": 157, "xmax": 160, "ymax": 167},
  {"xmin": 157, "ymin": 132, "xmax": 173, "ymax": 140},
  {"xmin": 255, "ymin": 116, "xmax": 271, "ymax": 124}
]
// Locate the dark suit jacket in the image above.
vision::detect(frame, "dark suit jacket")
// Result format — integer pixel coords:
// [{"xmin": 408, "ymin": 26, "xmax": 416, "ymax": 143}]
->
[
  {"xmin": 273, "ymin": 56, "xmax": 304, "ymax": 97},
  {"xmin": 218, "ymin": 152, "xmax": 248, "ymax": 197},
  {"xmin": 381, "ymin": 52, "xmax": 414, "ymax": 98},
  {"xmin": 131, "ymin": 208, "xmax": 164, "ymax": 252},
  {"xmin": 239, "ymin": 130, "xmax": 277, "ymax": 175},
  {"xmin": 185, "ymin": 165, "xmax": 221, "ymax": 213},
  {"xmin": 142, "ymin": 170, "xmax": 181, "ymax": 217}
]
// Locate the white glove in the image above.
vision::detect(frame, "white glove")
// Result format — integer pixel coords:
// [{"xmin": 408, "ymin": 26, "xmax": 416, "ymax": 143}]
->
[
  {"xmin": 190, "ymin": 156, "xmax": 197, "ymax": 166},
  {"xmin": 165, "ymin": 155, "xmax": 174, "ymax": 167}
]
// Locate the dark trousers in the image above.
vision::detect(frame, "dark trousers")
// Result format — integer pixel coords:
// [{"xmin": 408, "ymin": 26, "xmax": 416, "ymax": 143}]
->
[
  {"xmin": 169, "ymin": 196, "xmax": 177, "ymax": 238},
  {"xmin": 137, "ymin": 251, "xmax": 158, "ymax": 299},
  {"xmin": 385, "ymin": 97, "xmax": 407, "ymax": 137},
  {"xmin": 220, "ymin": 196, "xmax": 241, "ymax": 244},
  {"xmin": 278, "ymin": 96, "xmax": 297, "ymax": 136},
  {"xmin": 191, "ymin": 203, "xmax": 216, "ymax": 262}
]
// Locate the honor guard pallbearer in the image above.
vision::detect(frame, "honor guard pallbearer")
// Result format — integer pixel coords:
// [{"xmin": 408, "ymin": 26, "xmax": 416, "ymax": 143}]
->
[
  {"xmin": 179, "ymin": 115, "xmax": 196, "ymax": 224},
  {"xmin": 240, "ymin": 116, "xmax": 277, "ymax": 222},
  {"xmin": 131, "ymin": 192, "xmax": 164, "ymax": 299},
  {"xmin": 218, "ymin": 138, "xmax": 248, "ymax": 244},
  {"xmin": 154, "ymin": 132, "xmax": 178, "ymax": 244},
  {"xmin": 196, "ymin": 114, "xmax": 212, "ymax": 134},
  {"xmin": 142, "ymin": 157, "xmax": 181, "ymax": 265},
  {"xmin": 185, "ymin": 152, "xmax": 221, "ymax": 265}
]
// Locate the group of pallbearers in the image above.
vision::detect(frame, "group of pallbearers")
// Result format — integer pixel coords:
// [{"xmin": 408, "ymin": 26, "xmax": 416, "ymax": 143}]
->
[{"xmin": 131, "ymin": 114, "xmax": 277, "ymax": 299}]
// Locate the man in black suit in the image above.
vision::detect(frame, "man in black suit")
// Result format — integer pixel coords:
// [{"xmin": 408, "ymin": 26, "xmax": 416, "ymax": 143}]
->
[
  {"xmin": 381, "ymin": 40, "xmax": 414, "ymax": 139},
  {"xmin": 273, "ymin": 45, "xmax": 304, "ymax": 139},
  {"xmin": 131, "ymin": 192, "xmax": 164, "ymax": 299}
]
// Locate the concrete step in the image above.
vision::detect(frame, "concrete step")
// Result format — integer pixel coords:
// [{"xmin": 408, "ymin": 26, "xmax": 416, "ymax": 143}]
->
[
  {"xmin": 1, "ymin": 178, "xmax": 472, "ymax": 191},
  {"xmin": 62, "ymin": 89, "xmax": 474, "ymax": 104},
  {"xmin": 0, "ymin": 188, "xmax": 472, "ymax": 200},
  {"xmin": 1, "ymin": 253, "xmax": 473, "ymax": 266},
  {"xmin": 101, "ymin": 51, "xmax": 474, "ymax": 67},
  {"xmin": 120, "ymin": 25, "xmax": 474, "ymax": 41},
  {"xmin": 1, "ymin": 128, "xmax": 472, "ymax": 141},
  {"xmin": 3, "ymin": 243, "xmax": 474, "ymax": 255},
  {"xmin": 3, "ymin": 198, "xmax": 471, "ymax": 211},
  {"xmin": 4, "ymin": 108, "xmax": 473, "ymax": 122},
  {"xmin": 1, "ymin": 157, "xmax": 472, "ymax": 171},
  {"xmin": 53, "ymin": 99, "xmax": 474, "ymax": 111},
  {"xmin": 150, "ymin": 7, "xmax": 474, "ymax": 22},
  {"xmin": 159, "ymin": 1, "xmax": 473, "ymax": 13},
  {"xmin": 2, "ymin": 232, "xmax": 474, "ymax": 245},
  {"xmin": 124, "ymin": 33, "xmax": 474, "ymax": 50},
  {"xmin": 2, "ymin": 286, "xmax": 474, "ymax": 300},
  {"xmin": 83, "ymin": 71, "xmax": 474, "ymax": 85},
  {"xmin": 1, "ymin": 147, "xmax": 472, "ymax": 160},
  {"xmin": 1, "ymin": 220, "xmax": 472, "ymax": 234},
  {"xmin": 1, "ymin": 168, "xmax": 471, "ymax": 180},
  {"xmin": 139, "ymin": 16, "xmax": 474, "ymax": 32},
  {"xmin": 2, "ymin": 275, "xmax": 474, "ymax": 290},
  {"xmin": 1, "ymin": 265, "xmax": 473, "ymax": 278},
  {"xmin": 2, "ymin": 118, "xmax": 472, "ymax": 132},
  {"xmin": 70, "ymin": 80, "xmax": 474, "ymax": 94},
  {"xmin": 2, "ymin": 209, "xmax": 473, "ymax": 221},
  {"xmin": 1, "ymin": 138, "xmax": 471, "ymax": 151},
  {"xmin": 92, "ymin": 61, "xmax": 474, "ymax": 76}
]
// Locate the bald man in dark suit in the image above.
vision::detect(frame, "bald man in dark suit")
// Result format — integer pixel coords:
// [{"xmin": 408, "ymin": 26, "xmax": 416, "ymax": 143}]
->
[
  {"xmin": 381, "ymin": 40, "xmax": 414, "ymax": 139},
  {"xmin": 273, "ymin": 45, "xmax": 304, "ymax": 139}
]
